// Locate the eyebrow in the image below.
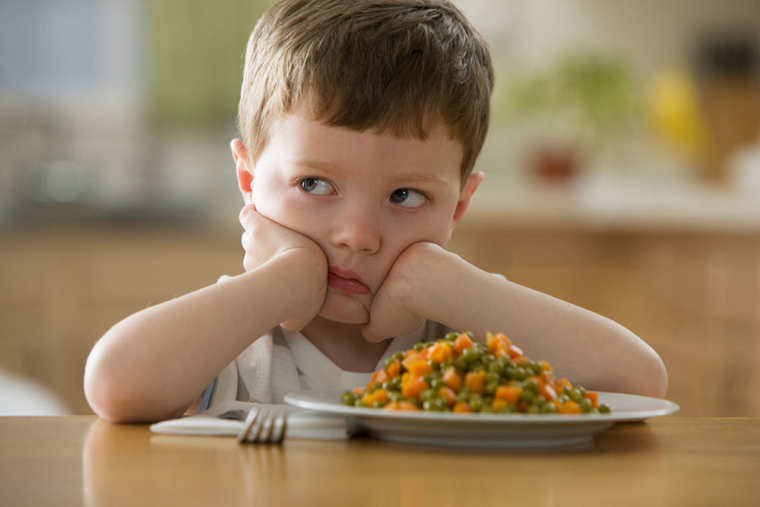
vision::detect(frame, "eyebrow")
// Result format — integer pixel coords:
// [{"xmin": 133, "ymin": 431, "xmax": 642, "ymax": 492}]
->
[{"xmin": 291, "ymin": 159, "xmax": 451, "ymax": 188}]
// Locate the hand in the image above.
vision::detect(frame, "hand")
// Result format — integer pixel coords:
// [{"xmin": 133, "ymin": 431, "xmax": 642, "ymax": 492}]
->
[
  {"xmin": 239, "ymin": 204, "xmax": 327, "ymax": 331},
  {"xmin": 361, "ymin": 242, "xmax": 445, "ymax": 343}
]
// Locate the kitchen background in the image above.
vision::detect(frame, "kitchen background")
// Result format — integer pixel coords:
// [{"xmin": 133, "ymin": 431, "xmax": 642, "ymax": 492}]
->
[{"xmin": 1, "ymin": 0, "xmax": 759, "ymax": 417}]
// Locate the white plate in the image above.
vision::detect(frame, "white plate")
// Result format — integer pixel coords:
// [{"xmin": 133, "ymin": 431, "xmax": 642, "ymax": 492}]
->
[{"xmin": 284, "ymin": 391, "xmax": 679, "ymax": 449}]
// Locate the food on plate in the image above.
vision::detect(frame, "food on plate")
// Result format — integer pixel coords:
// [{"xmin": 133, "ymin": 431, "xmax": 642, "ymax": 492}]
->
[{"xmin": 340, "ymin": 331, "xmax": 611, "ymax": 414}]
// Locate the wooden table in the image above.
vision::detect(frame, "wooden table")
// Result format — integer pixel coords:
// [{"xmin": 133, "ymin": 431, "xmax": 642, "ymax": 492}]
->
[{"xmin": 1, "ymin": 416, "xmax": 757, "ymax": 506}]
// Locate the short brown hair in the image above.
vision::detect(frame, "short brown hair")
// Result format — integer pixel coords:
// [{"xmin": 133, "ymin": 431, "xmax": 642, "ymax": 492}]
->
[{"xmin": 238, "ymin": 0, "xmax": 494, "ymax": 181}]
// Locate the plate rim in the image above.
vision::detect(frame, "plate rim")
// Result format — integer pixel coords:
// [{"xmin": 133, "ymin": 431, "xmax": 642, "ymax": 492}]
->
[{"xmin": 284, "ymin": 390, "xmax": 680, "ymax": 424}]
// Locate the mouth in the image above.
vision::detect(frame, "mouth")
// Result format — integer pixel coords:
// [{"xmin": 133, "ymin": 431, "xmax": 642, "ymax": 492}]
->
[{"xmin": 327, "ymin": 266, "xmax": 370, "ymax": 295}]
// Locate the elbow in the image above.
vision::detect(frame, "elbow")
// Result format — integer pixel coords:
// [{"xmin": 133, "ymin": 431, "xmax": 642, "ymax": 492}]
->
[
  {"xmin": 84, "ymin": 334, "xmax": 155, "ymax": 424},
  {"xmin": 642, "ymin": 352, "xmax": 669, "ymax": 399},
  {"xmin": 619, "ymin": 339, "xmax": 669, "ymax": 399},
  {"xmin": 84, "ymin": 345, "xmax": 134, "ymax": 423}
]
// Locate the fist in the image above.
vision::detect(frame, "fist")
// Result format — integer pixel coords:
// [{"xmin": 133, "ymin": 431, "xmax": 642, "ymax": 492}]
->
[
  {"xmin": 239, "ymin": 204, "xmax": 327, "ymax": 331},
  {"xmin": 360, "ymin": 242, "xmax": 440, "ymax": 342}
]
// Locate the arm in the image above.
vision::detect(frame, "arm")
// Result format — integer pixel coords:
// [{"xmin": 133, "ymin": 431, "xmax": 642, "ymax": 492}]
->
[
  {"xmin": 85, "ymin": 208, "xmax": 327, "ymax": 424},
  {"xmin": 364, "ymin": 242, "xmax": 668, "ymax": 398}
]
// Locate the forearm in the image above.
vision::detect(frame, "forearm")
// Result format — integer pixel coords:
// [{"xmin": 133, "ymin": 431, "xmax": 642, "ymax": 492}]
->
[
  {"xmin": 412, "ymin": 249, "xmax": 668, "ymax": 398},
  {"xmin": 84, "ymin": 251, "xmax": 325, "ymax": 423}
]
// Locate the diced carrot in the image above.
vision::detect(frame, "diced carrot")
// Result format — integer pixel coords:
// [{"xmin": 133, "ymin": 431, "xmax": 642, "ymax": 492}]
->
[
  {"xmin": 429, "ymin": 342, "xmax": 453, "ymax": 363},
  {"xmin": 486, "ymin": 332, "xmax": 512, "ymax": 358},
  {"xmin": 453, "ymin": 402, "xmax": 472, "ymax": 413},
  {"xmin": 558, "ymin": 400, "xmax": 582, "ymax": 414},
  {"xmin": 442, "ymin": 367, "xmax": 462, "ymax": 391},
  {"xmin": 514, "ymin": 356, "xmax": 530, "ymax": 366},
  {"xmin": 398, "ymin": 401, "xmax": 420, "ymax": 411},
  {"xmin": 383, "ymin": 401, "xmax": 400, "ymax": 411},
  {"xmin": 352, "ymin": 386, "xmax": 364, "ymax": 396},
  {"xmin": 362, "ymin": 389, "xmax": 389, "ymax": 406},
  {"xmin": 402, "ymin": 352, "xmax": 424, "ymax": 370},
  {"xmin": 554, "ymin": 378, "xmax": 572, "ymax": 393},
  {"xmin": 386, "ymin": 360, "xmax": 401, "ymax": 379},
  {"xmin": 508, "ymin": 344, "xmax": 524, "ymax": 359},
  {"xmin": 453, "ymin": 333, "xmax": 475, "ymax": 355},
  {"xmin": 375, "ymin": 369, "xmax": 388, "ymax": 383},
  {"xmin": 492, "ymin": 399, "xmax": 509, "ymax": 411},
  {"xmin": 495, "ymin": 385, "xmax": 522, "ymax": 404},
  {"xmin": 585, "ymin": 391, "xmax": 599, "ymax": 409},
  {"xmin": 403, "ymin": 349, "xmax": 417, "ymax": 359},
  {"xmin": 438, "ymin": 386, "xmax": 457, "ymax": 406},
  {"xmin": 406, "ymin": 359, "xmax": 433, "ymax": 377},
  {"xmin": 539, "ymin": 360, "xmax": 552, "ymax": 372},
  {"xmin": 419, "ymin": 347, "xmax": 431, "ymax": 360},
  {"xmin": 370, "ymin": 371, "xmax": 380, "ymax": 384},
  {"xmin": 465, "ymin": 370, "xmax": 486, "ymax": 394},
  {"xmin": 401, "ymin": 375, "xmax": 428, "ymax": 399},
  {"xmin": 540, "ymin": 384, "xmax": 557, "ymax": 401}
]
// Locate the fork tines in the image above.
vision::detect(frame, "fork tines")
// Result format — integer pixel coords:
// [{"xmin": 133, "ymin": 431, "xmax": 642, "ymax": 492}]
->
[{"xmin": 237, "ymin": 405, "xmax": 288, "ymax": 444}]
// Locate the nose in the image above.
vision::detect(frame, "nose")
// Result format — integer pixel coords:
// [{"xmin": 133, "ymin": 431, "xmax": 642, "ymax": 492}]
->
[{"xmin": 329, "ymin": 205, "xmax": 382, "ymax": 255}]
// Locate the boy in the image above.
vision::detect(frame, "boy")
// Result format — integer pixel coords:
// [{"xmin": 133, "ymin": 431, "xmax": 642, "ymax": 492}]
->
[{"xmin": 84, "ymin": 0, "xmax": 667, "ymax": 423}]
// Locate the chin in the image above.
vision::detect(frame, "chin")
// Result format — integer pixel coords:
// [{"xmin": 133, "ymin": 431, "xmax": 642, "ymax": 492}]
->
[{"xmin": 318, "ymin": 290, "xmax": 370, "ymax": 325}]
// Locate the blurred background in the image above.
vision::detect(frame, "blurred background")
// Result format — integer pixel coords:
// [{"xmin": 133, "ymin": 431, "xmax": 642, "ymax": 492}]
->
[{"xmin": 1, "ymin": 0, "xmax": 759, "ymax": 417}]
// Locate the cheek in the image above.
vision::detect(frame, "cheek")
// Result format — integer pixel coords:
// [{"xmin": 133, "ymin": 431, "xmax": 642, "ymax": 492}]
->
[{"xmin": 254, "ymin": 188, "xmax": 331, "ymax": 243}]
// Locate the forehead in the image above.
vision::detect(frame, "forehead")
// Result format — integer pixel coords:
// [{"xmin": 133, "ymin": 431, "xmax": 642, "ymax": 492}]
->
[{"xmin": 264, "ymin": 111, "xmax": 464, "ymax": 187}]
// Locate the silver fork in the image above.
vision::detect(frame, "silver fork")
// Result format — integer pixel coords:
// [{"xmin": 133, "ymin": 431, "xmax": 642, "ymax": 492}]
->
[{"xmin": 236, "ymin": 404, "xmax": 289, "ymax": 444}]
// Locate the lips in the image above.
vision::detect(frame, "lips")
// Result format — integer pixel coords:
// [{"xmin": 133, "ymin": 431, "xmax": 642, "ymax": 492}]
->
[{"xmin": 327, "ymin": 266, "xmax": 370, "ymax": 295}]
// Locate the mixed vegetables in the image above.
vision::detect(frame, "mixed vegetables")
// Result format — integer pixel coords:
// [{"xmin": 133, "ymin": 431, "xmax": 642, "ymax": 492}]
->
[{"xmin": 341, "ymin": 331, "xmax": 610, "ymax": 414}]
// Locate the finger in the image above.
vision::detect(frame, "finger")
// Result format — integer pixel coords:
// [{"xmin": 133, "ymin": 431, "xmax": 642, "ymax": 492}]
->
[{"xmin": 238, "ymin": 203, "xmax": 257, "ymax": 227}]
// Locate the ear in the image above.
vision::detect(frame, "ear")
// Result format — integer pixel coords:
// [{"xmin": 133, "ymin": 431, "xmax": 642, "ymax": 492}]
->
[
  {"xmin": 450, "ymin": 171, "xmax": 484, "ymax": 228},
  {"xmin": 231, "ymin": 138, "xmax": 254, "ymax": 204}
]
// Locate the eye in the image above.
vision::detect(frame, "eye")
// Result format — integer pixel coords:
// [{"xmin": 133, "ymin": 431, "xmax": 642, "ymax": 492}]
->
[
  {"xmin": 389, "ymin": 188, "xmax": 427, "ymax": 208},
  {"xmin": 299, "ymin": 177, "xmax": 334, "ymax": 195}
]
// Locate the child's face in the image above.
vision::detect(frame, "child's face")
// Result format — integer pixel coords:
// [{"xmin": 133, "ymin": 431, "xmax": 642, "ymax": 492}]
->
[{"xmin": 234, "ymin": 109, "xmax": 482, "ymax": 327}]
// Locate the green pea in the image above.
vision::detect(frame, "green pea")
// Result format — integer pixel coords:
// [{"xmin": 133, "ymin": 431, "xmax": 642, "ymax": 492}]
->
[
  {"xmin": 527, "ymin": 405, "xmax": 540, "ymax": 414},
  {"xmin": 580, "ymin": 398, "xmax": 593, "ymax": 413},
  {"xmin": 341, "ymin": 391, "xmax": 356, "ymax": 406},
  {"xmin": 488, "ymin": 361, "xmax": 502, "ymax": 375},
  {"xmin": 389, "ymin": 376, "xmax": 402, "ymax": 391},
  {"xmin": 354, "ymin": 399, "xmax": 368, "ymax": 408},
  {"xmin": 486, "ymin": 371, "xmax": 500, "ymax": 384},
  {"xmin": 388, "ymin": 391, "xmax": 402, "ymax": 402},
  {"xmin": 523, "ymin": 378, "xmax": 539, "ymax": 393},
  {"xmin": 372, "ymin": 400, "xmax": 387, "ymax": 408},
  {"xmin": 445, "ymin": 332, "xmax": 459, "ymax": 341},
  {"xmin": 519, "ymin": 390, "xmax": 535, "ymax": 404},
  {"xmin": 420, "ymin": 389, "xmax": 435, "ymax": 402},
  {"xmin": 461, "ymin": 346, "xmax": 479, "ymax": 362},
  {"xmin": 599, "ymin": 404, "xmax": 611, "ymax": 414},
  {"xmin": 468, "ymin": 394, "xmax": 483, "ymax": 412},
  {"xmin": 514, "ymin": 367, "xmax": 529, "ymax": 381},
  {"xmin": 557, "ymin": 394, "xmax": 570, "ymax": 404},
  {"xmin": 454, "ymin": 357, "xmax": 469, "ymax": 371},
  {"xmin": 393, "ymin": 351, "xmax": 405, "ymax": 361},
  {"xmin": 569, "ymin": 388, "xmax": 584, "ymax": 403},
  {"xmin": 413, "ymin": 342, "xmax": 425, "ymax": 351},
  {"xmin": 433, "ymin": 398, "xmax": 449, "ymax": 411},
  {"xmin": 485, "ymin": 381, "xmax": 499, "ymax": 395},
  {"xmin": 430, "ymin": 378, "xmax": 445, "ymax": 390},
  {"xmin": 541, "ymin": 403, "xmax": 557, "ymax": 414},
  {"xmin": 456, "ymin": 388, "xmax": 469, "ymax": 402}
]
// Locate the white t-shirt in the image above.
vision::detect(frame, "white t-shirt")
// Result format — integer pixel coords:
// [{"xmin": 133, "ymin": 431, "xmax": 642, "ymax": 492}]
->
[{"xmin": 200, "ymin": 319, "xmax": 449, "ymax": 411}]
